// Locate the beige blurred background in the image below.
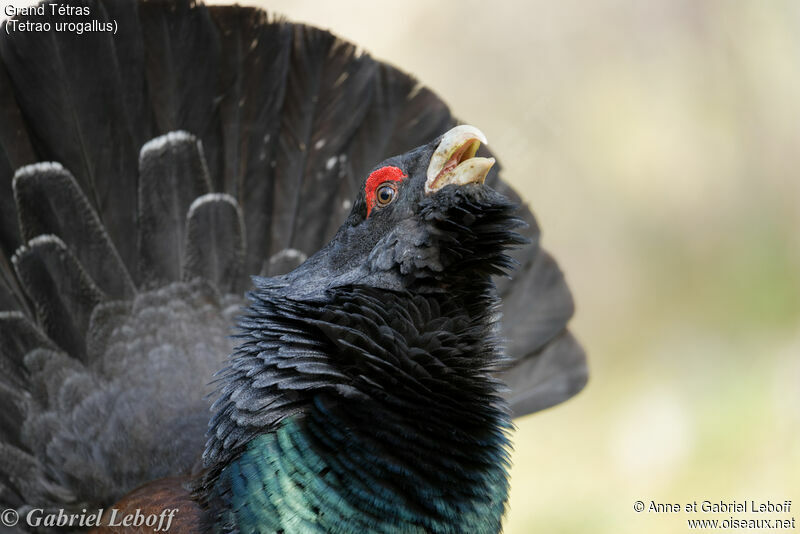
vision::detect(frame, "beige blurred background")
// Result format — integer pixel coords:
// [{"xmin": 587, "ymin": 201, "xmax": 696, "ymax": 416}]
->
[{"xmin": 208, "ymin": 1, "xmax": 799, "ymax": 533}]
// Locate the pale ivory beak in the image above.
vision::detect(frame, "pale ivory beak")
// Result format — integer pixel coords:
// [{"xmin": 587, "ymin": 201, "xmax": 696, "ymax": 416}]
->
[{"xmin": 425, "ymin": 125, "xmax": 496, "ymax": 194}]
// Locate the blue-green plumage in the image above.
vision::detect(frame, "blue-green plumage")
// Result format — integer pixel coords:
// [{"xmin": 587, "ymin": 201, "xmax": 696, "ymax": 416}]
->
[{"xmin": 216, "ymin": 409, "xmax": 510, "ymax": 534}]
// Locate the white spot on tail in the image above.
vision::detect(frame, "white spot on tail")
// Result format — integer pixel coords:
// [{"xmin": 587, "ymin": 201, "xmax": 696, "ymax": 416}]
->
[
  {"xmin": 140, "ymin": 131, "xmax": 196, "ymax": 159},
  {"xmin": 28, "ymin": 234, "xmax": 66, "ymax": 248},
  {"xmin": 14, "ymin": 161, "xmax": 65, "ymax": 178},
  {"xmin": 333, "ymin": 71, "xmax": 349, "ymax": 88},
  {"xmin": 13, "ymin": 162, "xmax": 67, "ymax": 188},
  {"xmin": 326, "ymin": 156, "xmax": 337, "ymax": 171},
  {"xmin": 407, "ymin": 82, "xmax": 424, "ymax": 101},
  {"xmin": 188, "ymin": 193, "xmax": 241, "ymax": 218},
  {"xmin": 268, "ymin": 248, "xmax": 308, "ymax": 265},
  {"xmin": 11, "ymin": 234, "xmax": 67, "ymax": 266}
]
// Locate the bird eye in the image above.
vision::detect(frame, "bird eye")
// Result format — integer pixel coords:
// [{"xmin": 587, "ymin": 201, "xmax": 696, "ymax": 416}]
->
[
  {"xmin": 364, "ymin": 166, "xmax": 406, "ymax": 217},
  {"xmin": 375, "ymin": 183, "xmax": 397, "ymax": 207}
]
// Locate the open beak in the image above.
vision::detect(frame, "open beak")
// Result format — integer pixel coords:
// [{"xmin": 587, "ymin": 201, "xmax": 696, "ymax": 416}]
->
[{"xmin": 425, "ymin": 125, "xmax": 496, "ymax": 194}]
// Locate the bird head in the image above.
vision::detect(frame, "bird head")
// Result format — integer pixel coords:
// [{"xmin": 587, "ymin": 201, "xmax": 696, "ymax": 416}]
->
[
  {"xmin": 206, "ymin": 126, "xmax": 524, "ymax": 503},
  {"xmin": 268, "ymin": 125, "xmax": 526, "ymax": 297}
]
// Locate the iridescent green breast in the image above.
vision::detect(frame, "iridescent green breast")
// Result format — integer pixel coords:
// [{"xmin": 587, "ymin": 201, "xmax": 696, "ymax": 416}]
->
[{"xmin": 212, "ymin": 409, "xmax": 510, "ymax": 534}]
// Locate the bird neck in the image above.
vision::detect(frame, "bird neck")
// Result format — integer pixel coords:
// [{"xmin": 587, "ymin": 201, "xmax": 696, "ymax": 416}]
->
[{"xmin": 204, "ymin": 285, "xmax": 512, "ymax": 533}]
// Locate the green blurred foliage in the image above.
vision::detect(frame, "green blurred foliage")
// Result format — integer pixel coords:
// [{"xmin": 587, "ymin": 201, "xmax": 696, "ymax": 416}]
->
[{"xmin": 224, "ymin": 1, "xmax": 800, "ymax": 532}]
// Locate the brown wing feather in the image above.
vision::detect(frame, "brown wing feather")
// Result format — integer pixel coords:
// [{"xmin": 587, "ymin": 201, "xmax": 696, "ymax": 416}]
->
[{"xmin": 89, "ymin": 477, "xmax": 203, "ymax": 534}]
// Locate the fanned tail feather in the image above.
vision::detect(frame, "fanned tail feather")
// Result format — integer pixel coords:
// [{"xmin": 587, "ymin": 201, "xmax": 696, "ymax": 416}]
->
[{"xmin": 0, "ymin": 0, "xmax": 586, "ymax": 515}]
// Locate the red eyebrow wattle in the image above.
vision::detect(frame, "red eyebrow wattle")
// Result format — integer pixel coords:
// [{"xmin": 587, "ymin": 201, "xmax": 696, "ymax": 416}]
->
[{"xmin": 365, "ymin": 166, "xmax": 407, "ymax": 216}]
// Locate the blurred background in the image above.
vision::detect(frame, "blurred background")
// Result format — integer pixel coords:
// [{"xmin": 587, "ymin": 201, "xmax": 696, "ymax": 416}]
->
[
  {"xmin": 3, "ymin": 0, "xmax": 797, "ymax": 532},
  {"xmin": 212, "ymin": 1, "xmax": 800, "ymax": 532}
]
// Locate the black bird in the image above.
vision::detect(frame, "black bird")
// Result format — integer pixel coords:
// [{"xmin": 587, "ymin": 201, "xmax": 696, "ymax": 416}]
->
[{"xmin": 0, "ymin": 1, "xmax": 587, "ymax": 532}]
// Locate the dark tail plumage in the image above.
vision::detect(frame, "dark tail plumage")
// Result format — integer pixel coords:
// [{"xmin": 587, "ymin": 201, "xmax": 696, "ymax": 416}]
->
[{"xmin": 0, "ymin": 0, "xmax": 586, "ymax": 517}]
